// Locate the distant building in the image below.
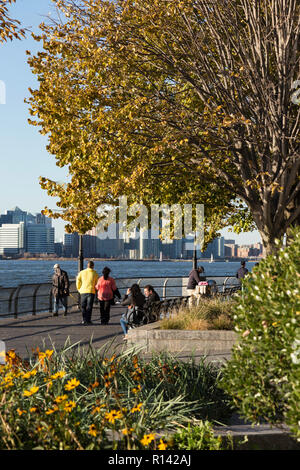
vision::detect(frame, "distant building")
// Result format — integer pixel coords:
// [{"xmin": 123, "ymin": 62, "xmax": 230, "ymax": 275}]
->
[
  {"xmin": 0, "ymin": 222, "xmax": 25, "ymax": 255},
  {"xmin": 0, "ymin": 213, "xmax": 13, "ymax": 226},
  {"xmin": 26, "ymin": 224, "xmax": 55, "ymax": 254},
  {"xmin": 35, "ymin": 212, "xmax": 52, "ymax": 227},
  {"xmin": 224, "ymin": 239, "xmax": 237, "ymax": 258},
  {"xmin": 63, "ymin": 233, "xmax": 79, "ymax": 258},
  {"xmin": 54, "ymin": 242, "xmax": 63, "ymax": 257},
  {"xmin": 0, "ymin": 207, "xmax": 55, "ymax": 256},
  {"xmin": 200, "ymin": 236, "xmax": 225, "ymax": 259}
]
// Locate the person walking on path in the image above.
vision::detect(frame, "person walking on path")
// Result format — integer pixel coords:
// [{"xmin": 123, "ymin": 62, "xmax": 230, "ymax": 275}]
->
[
  {"xmin": 52, "ymin": 264, "xmax": 70, "ymax": 317},
  {"xmin": 95, "ymin": 267, "xmax": 121, "ymax": 325},
  {"xmin": 76, "ymin": 260, "xmax": 99, "ymax": 325},
  {"xmin": 120, "ymin": 284, "xmax": 145, "ymax": 339}
]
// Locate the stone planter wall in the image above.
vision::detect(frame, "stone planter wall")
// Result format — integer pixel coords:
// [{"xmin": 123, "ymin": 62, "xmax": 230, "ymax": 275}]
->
[{"xmin": 126, "ymin": 322, "xmax": 238, "ymax": 362}]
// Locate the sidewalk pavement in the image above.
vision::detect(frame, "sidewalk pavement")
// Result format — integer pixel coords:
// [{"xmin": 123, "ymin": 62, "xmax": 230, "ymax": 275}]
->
[{"xmin": 0, "ymin": 304, "xmax": 127, "ymax": 359}]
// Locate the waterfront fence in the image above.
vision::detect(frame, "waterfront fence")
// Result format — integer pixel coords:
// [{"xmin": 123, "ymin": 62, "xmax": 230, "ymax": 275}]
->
[{"xmin": 0, "ymin": 276, "xmax": 240, "ymax": 318}]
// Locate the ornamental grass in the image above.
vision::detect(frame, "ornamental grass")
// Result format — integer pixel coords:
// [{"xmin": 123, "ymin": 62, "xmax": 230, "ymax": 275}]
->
[
  {"xmin": 160, "ymin": 298, "xmax": 234, "ymax": 331},
  {"xmin": 0, "ymin": 341, "xmax": 232, "ymax": 450}
]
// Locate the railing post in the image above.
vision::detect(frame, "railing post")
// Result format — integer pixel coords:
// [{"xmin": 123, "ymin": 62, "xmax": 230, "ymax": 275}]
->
[
  {"xmin": 8, "ymin": 287, "xmax": 17, "ymax": 315},
  {"xmin": 163, "ymin": 278, "xmax": 169, "ymax": 299},
  {"xmin": 13, "ymin": 285, "xmax": 23, "ymax": 319},
  {"xmin": 32, "ymin": 285, "xmax": 41, "ymax": 316},
  {"xmin": 223, "ymin": 277, "xmax": 230, "ymax": 293}
]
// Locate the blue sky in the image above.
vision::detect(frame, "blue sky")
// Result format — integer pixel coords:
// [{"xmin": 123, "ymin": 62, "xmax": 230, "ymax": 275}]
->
[{"xmin": 0, "ymin": 0, "xmax": 261, "ymax": 245}]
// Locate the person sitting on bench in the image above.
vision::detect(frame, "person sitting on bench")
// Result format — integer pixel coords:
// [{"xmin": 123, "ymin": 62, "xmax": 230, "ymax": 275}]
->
[{"xmin": 120, "ymin": 284, "xmax": 145, "ymax": 339}]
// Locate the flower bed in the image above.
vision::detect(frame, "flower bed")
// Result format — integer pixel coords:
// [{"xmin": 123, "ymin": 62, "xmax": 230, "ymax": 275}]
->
[{"xmin": 0, "ymin": 342, "xmax": 232, "ymax": 450}]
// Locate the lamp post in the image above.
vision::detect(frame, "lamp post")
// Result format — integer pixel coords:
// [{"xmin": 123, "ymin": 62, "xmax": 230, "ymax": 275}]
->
[
  {"xmin": 77, "ymin": 234, "xmax": 84, "ymax": 310},
  {"xmin": 192, "ymin": 232, "xmax": 198, "ymax": 269},
  {"xmin": 78, "ymin": 233, "xmax": 84, "ymax": 273}
]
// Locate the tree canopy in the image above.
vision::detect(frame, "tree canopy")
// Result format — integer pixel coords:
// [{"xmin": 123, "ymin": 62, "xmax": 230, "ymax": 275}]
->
[
  {"xmin": 27, "ymin": 0, "xmax": 300, "ymax": 253},
  {"xmin": 0, "ymin": 0, "xmax": 25, "ymax": 43}
]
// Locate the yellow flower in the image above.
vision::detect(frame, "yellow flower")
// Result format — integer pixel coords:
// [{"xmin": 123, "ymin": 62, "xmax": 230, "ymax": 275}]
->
[
  {"xmin": 46, "ymin": 405, "xmax": 58, "ymax": 415},
  {"xmin": 122, "ymin": 428, "xmax": 134, "ymax": 436},
  {"xmin": 272, "ymin": 322, "xmax": 279, "ymax": 327},
  {"xmin": 54, "ymin": 394, "xmax": 68, "ymax": 403},
  {"xmin": 64, "ymin": 400, "xmax": 76, "ymax": 412},
  {"xmin": 158, "ymin": 438, "xmax": 168, "ymax": 450},
  {"xmin": 88, "ymin": 380, "xmax": 99, "ymax": 391},
  {"xmin": 51, "ymin": 371, "xmax": 66, "ymax": 380},
  {"xmin": 88, "ymin": 424, "xmax": 97, "ymax": 437},
  {"xmin": 17, "ymin": 408, "xmax": 27, "ymax": 416},
  {"xmin": 91, "ymin": 404, "xmax": 105, "ymax": 415},
  {"xmin": 22, "ymin": 369, "xmax": 37, "ymax": 379},
  {"xmin": 23, "ymin": 386, "xmax": 39, "ymax": 397},
  {"xmin": 64, "ymin": 378, "xmax": 80, "ymax": 391},
  {"xmin": 45, "ymin": 350, "xmax": 54, "ymax": 358},
  {"xmin": 130, "ymin": 403, "xmax": 142, "ymax": 414},
  {"xmin": 140, "ymin": 433, "xmax": 156, "ymax": 446},
  {"xmin": 29, "ymin": 407, "xmax": 37, "ymax": 413},
  {"xmin": 4, "ymin": 381, "xmax": 13, "ymax": 389},
  {"xmin": 132, "ymin": 385, "xmax": 141, "ymax": 394},
  {"xmin": 105, "ymin": 409, "xmax": 122, "ymax": 423}
]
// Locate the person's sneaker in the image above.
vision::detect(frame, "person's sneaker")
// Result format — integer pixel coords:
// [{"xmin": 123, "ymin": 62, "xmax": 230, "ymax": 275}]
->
[
  {"xmin": 81, "ymin": 320, "xmax": 87, "ymax": 325},
  {"xmin": 63, "ymin": 312, "xmax": 67, "ymax": 316},
  {"xmin": 87, "ymin": 321, "xmax": 93, "ymax": 325},
  {"xmin": 52, "ymin": 313, "xmax": 58, "ymax": 317}
]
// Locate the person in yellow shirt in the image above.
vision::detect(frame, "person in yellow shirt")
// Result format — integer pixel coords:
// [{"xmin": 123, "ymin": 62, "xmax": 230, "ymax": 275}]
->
[{"xmin": 76, "ymin": 260, "xmax": 99, "ymax": 325}]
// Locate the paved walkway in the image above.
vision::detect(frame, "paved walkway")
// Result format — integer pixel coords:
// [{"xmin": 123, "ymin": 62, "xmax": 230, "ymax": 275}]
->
[{"xmin": 0, "ymin": 304, "xmax": 127, "ymax": 359}]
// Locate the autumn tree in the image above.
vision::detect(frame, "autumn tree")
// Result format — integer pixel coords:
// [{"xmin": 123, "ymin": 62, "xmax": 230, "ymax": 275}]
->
[
  {"xmin": 27, "ymin": 0, "xmax": 299, "ymax": 253},
  {"xmin": 0, "ymin": 0, "xmax": 25, "ymax": 43}
]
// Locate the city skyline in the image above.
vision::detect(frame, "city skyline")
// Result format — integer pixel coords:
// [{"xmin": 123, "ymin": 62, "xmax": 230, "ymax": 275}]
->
[
  {"xmin": 0, "ymin": 0, "xmax": 262, "ymax": 246},
  {"xmin": 0, "ymin": 206, "xmax": 263, "ymax": 260}
]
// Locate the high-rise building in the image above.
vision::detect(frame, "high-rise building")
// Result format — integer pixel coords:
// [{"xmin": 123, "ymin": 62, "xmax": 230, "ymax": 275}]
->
[
  {"xmin": 0, "ymin": 213, "xmax": 13, "ymax": 226},
  {"xmin": 26, "ymin": 224, "xmax": 55, "ymax": 254},
  {"xmin": 0, "ymin": 222, "xmax": 25, "ymax": 255},
  {"xmin": 224, "ymin": 239, "xmax": 237, "ymax": 258},
  {"xmin": 35, "ymin": 212, "xmax": 52, "ymax": 227},
  {"xmin": 63, "ymin": 232, "xmax": 79, "ymax": 257}
]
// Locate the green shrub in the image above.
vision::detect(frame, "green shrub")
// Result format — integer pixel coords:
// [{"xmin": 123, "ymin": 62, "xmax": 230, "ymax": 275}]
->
[
  {"xmin": 166, "ymin": 421, "xmax": 233, "ymax": 450},
  {"xmin": 221, "ymin": 226, "xmax": 300, "ymax": 440}
]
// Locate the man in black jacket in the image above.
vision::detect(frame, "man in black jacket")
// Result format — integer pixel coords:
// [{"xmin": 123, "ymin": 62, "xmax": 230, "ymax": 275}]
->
[
  {"xmin": 144, "ymin": 285, "xmax": 160, "ymax": 305},
  {"xmin": 52, "ymin": 264, "xmax": 70, "ymax": 317}
]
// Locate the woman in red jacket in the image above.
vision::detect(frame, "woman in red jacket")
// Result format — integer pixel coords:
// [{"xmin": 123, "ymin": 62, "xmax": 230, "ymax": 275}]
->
[{"xmin": 95, "ymin": 267, "xmax": 121, "ymax": 324}]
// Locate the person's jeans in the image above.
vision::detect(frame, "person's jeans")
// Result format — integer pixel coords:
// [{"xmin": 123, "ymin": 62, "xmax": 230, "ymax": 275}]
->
[
  {"xmin": 120, "ymin": 315, "xmax": 128, "ymax": 335},
  {"xmin": 80, "ymin": 293, "xmax": 95, "ymax": 323},
  {"xmin": 99, "ymin": 300, "xmax": 111, "ymax": 324},
  {"xmin": 54, "ymin": 295, "xmax": 68, "ymax": 315}
]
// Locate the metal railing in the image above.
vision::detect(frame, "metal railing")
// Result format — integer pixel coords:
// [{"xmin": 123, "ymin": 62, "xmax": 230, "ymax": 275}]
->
[{"xmin": 0, "ymin": 276, "xmax": 241, "ymax": 318}]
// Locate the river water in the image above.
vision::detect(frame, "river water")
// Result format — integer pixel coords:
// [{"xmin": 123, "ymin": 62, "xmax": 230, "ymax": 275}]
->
[{"xmin": 0, "ymin": 259, "xmax": 256, "ymax": 287}]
